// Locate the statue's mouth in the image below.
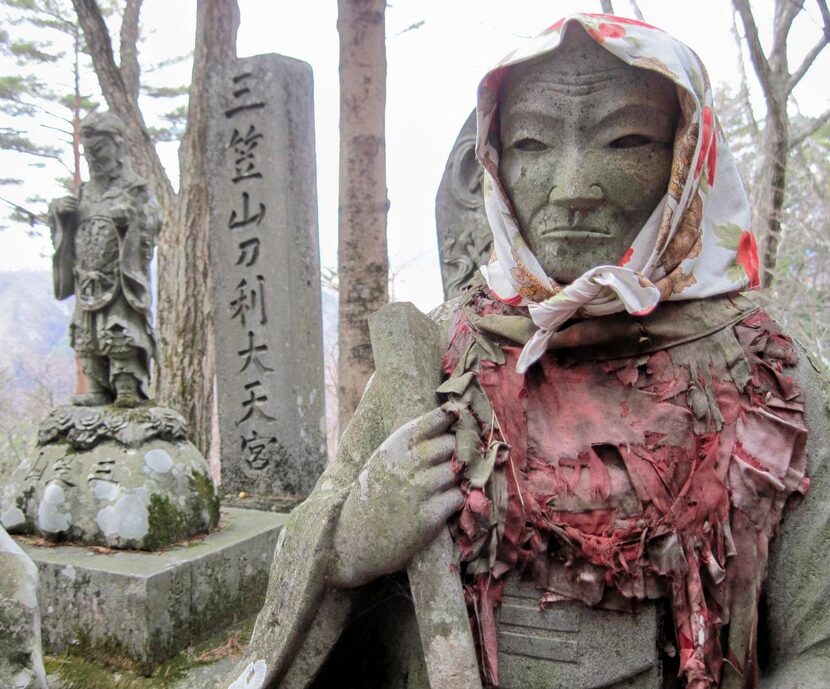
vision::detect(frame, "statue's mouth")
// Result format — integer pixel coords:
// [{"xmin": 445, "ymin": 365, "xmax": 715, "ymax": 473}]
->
[{"xmin": 541, "ymin": 226, "xmax": 611, "ymax": 239}]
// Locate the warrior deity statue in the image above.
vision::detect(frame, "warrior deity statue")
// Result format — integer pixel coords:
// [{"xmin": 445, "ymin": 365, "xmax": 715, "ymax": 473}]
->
[{"xmin": 49, "ymin": 111, "xmax": 159, "ymax": 408}]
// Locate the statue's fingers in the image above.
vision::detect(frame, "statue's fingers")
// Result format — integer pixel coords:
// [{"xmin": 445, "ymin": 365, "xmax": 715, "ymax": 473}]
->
[
  {"xmin": 417, "ymin": 463, "xmax": 458, "ymax": 494},
  {"xmin": 424, "ymin": 488, "xmax": 465, "ymax": 526},
  {"xmin": 411, "ymin": 406, "xmax": 455, "ymax": 442},
  {"xmin": 418, "ymin": 433, "xmax": 455, "ymax": 466}
]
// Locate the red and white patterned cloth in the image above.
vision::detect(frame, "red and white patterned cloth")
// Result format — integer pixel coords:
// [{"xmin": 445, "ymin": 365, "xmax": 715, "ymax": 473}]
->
[{"xmin": 474, "ymin": 13, "xmax": 760, "ymax": 374}]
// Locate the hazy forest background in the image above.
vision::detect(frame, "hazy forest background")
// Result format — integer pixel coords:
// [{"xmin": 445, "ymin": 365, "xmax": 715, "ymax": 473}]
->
[{"xmin": 0, "ymin": 0, "xmax": 827, "ymax": 478}]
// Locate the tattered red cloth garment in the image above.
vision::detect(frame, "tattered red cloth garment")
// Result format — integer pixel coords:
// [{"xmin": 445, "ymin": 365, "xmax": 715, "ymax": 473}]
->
[{"xmin": 441, "ymin": 283, "xmax": 808, "ymax": 689}]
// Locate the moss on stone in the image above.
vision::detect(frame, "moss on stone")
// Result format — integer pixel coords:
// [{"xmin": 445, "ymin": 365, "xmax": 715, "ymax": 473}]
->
[
  {"xmin": 189, "ymin": 471, "xmax": 221, "ymax": 530},
  {"xmin": 144, "ymin": 493, "xmax": 190, "ymax": 551},
  {"xmin": 45, "ymin": 615, "xmax": 258, "ymax": 688}
]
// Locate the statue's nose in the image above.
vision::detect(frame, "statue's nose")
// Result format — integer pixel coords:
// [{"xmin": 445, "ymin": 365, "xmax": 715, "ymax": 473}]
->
[{"xmin": 548, "ymin": 180, "xmax": 605, "ymax": 212}]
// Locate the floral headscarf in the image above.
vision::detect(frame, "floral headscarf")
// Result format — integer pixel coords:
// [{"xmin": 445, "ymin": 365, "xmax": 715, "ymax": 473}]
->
[{"xmin": 475, "ymin": 13, "xmax": 760, "ymax": 373}]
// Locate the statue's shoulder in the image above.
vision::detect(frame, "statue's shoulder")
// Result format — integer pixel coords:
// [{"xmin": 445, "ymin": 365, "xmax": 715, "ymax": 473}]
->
[
  {"xmin": 789, "ymin": 337, "xmax": 830, "ymax": 440},
  {"xmin": 428, "ymin": 296, "xmax": 462, "ymax": 326},
  {"xmin": 428, "ymin": 296, "xmax": 462, "ymax": 348}
]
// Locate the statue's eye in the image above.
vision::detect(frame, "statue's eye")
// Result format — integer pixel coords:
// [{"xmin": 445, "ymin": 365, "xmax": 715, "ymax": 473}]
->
[
  {"xmin": 609, "ymin": 134, "xmax": 653, "ymax": 149},
  {"xmin": 513, "ymin": 137, "xmax": 548, "ymax": 152}
]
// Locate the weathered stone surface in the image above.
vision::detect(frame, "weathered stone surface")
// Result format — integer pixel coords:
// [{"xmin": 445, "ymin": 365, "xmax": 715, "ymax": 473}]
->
[
  {"xmin": 23, "ymin": 507, "xmax": 283, "ymax": 674},
  {"xmin": 435, "ymin": 109, "xmax": 491, "ymax": 300},
  {"xmin": 496, "ymin": 578, "xmax": 659, "ymax": 689},
  {"xmin": 216, "ymin": 302, "xmax": 461, "ymax": 689},
  {"xmin": 37, "ymin": 403, "xmax": 187, "ymax": 450},
  {"xmin": 760, "ymin": 344, "xmax": 830, "ymax": 687},
  {"xmin": 1, "ymin": 407, "xmax": 219, "ymax": 549},
  {"xmin": 368, "ymin": 303, "xmax": 481, "ymax": 689},
  {"xmin": 0, "ymin": 526, "xmax": 48, "ymax": 689},
  {"xmin": 207, "ymin": 53, "xmax": 326, "ymax": 500}
]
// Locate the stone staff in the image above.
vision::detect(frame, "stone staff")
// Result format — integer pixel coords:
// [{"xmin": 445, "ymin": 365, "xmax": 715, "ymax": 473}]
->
[{"xmin": 368, "ymin": 302, "xmax": 482, "ymax": 689}]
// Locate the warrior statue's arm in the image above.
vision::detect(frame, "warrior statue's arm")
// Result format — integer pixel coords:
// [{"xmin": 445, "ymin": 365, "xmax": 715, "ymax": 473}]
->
[
  {"xmin": 48, "ymin": 195, "xmax": 78, "ymax": 246},
  {"xmin": 760, "ymin": 347, "xmax": 830, "ymax": 688},
  {"xmin": 48, "ymin": 194, "xmax": 80, "ymax": 301}
]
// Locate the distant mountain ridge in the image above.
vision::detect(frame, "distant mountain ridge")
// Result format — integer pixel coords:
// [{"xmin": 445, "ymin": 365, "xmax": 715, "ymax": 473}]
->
[{"xmin": 0, "ymin": 270, "xmax": 74, "ymax": 389}]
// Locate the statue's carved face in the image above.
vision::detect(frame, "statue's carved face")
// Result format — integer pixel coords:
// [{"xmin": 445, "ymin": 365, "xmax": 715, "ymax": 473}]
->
[
  {"xmin": 82, "ymin": 132, "xmax": 121, "ymax": 180},
  {"xmin": 500, "ymin": 25, "xmax": 679, "ymax": 283}
]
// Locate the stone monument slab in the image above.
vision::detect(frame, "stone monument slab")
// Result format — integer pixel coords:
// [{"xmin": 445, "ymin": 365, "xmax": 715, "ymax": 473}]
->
[
  {"xmin": 21, "ymin": 507, "xmax": 284, "ymax": 674},
  {"xmin": 207, "ymin": 54, "xmax": 326, "ymax": 500}
]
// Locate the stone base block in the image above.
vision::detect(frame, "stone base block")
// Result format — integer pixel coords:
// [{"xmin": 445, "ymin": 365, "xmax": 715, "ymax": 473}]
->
[{"xmin": 20, "ymin": 507, "xmax": 284, "ymax": 674}]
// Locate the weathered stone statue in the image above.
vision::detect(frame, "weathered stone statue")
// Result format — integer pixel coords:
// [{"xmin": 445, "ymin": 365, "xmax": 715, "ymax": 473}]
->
[
  {"xmin": 436, "ymin": 110, "xmax": 492, "ymax": 300},
  {"xmin": 0, "ymin": 525, "xmax": 47, "ymax": 689},
  {"xmin": 222, "ymin": 15, "xmax": 830, "ymax": 689},
  {"xmin": 50, "ymin": 110, "xmax": 158, "ymax": 408},
  {"xmin": 0, "ymin": 111, "xmax": 219, "ymax": 551}
]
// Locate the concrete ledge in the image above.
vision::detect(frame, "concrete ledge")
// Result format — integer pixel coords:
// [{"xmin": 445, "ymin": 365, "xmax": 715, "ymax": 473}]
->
[{"xmin": 20, "ymin": 507, "xmax": 284, "ymax": 674}]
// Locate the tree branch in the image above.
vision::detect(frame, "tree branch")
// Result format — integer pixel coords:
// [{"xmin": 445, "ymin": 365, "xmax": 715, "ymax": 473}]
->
[
  {"xmin": 772, "ymin": 0, "xmax": 803, "ymax": 59},
  {"xmin": 119, "ymin": 0, "xmax": 142, "ymax": 103},
  {"xmin": 733, "ymin": 0, "xmax": 775, "ymax": 98},
  {"xmin": 72, "ymin": 0, "xmax": 173, "ymax": 208},
  {"xmin": 787, "ymin": 37, "xmax": 829, "ymax": 92},
  {"xmin": 789, "ymin": 108, "xmax": 830, "ymax": 148},
  {"xmin": 818, "ymin": 0, "xmax": 830, "ymax": 34},
  {"xmin": 0, "ymin": 195, "xmax": 46, "ymax": 225},
  {"xmin": 732, "ymin": 8, "xmax": 760, "ymax": 139},
  {"xmin": 786, "ymin": 0, "xmax": 830, "ymax": 92},
  {"xmin": 600, "ymin": 0, "xmax": 615, "ymax": 14},
  {"xmin": 629, "ymin": 0, "xmax": 645, "ymax": 21}
]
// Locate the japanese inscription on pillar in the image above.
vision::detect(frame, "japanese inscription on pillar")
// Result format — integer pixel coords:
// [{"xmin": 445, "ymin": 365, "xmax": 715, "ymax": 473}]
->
[{"xmin": 207, "ymin": 54, "xmax": 326, "ymax": 498}]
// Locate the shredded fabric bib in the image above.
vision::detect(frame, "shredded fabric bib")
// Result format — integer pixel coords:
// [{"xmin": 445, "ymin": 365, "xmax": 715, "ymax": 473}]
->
[{"xmin": 441, "ymin": 283, "xmax": 808, "ymax": 689}]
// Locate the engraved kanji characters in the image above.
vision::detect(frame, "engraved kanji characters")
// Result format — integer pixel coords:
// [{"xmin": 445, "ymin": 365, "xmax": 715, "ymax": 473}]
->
[
  {"xmin": 240, "ymin": 429, "xmax": 279, "ymax": 470},
  {"xmin": 222, "ymin": 68, "xmax": 278, "ymax": 471},
  {"xmin": 229, "ymin": 275, "xmax": 268, "ymax": 327}
]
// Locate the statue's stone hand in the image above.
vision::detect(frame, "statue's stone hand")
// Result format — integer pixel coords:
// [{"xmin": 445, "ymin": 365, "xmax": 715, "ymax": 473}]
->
[
  {"xmin": 110, "ymin": 203, "xmax": 132, "ymax": 228},
  {"xmin": 328, "ymin": 405, "xmax": 462, "ymax": 589},
  {"xmin": 52, "ymin": 195, "xmax": 78, "ymax": 216}
]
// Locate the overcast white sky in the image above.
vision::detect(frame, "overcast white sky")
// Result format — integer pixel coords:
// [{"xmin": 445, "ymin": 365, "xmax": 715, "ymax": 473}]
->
[{"xmin": 1, "ymin": 0, "xmax": 828, "ymax": 313}]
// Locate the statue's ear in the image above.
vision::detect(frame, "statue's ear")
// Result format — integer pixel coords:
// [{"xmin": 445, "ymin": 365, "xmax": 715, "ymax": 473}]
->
[{"xmin": 448, "ymin": 125, "xmax": 484, "ymax": 211}]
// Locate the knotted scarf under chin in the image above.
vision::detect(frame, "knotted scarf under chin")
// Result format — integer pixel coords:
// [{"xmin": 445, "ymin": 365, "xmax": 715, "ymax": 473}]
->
[{"xmin": 517, "ymin": 265, "xmax": 661, "ymax": 374}]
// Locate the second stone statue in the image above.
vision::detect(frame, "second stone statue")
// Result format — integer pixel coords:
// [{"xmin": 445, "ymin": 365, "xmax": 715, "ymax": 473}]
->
[
  {"xmin": 50, "ymin": 110, "xmax": 158, "ymax": 408},
  {"xmin": 0, "ymin": 111, "xmax": 219, "ymax": 551}
]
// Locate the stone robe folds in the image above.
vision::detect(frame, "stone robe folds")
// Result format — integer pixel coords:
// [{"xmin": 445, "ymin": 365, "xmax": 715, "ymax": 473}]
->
[{"xmin": 50, "ymin": 175, "xmax": 158, "ymax": 396}]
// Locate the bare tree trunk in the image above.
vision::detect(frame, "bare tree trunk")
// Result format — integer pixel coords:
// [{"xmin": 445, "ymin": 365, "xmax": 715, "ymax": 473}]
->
[
  {"xmin": 732, "ymin": 0, "xmax": 829, "ymax": 286},
  {"xmin": 756, "ymin": 109, "xmax": 789, "ymax": 286},
  {"xmin": 156, "ymin": 0, "xmax": 239, "ymax": 455},
  {"xmin": 337, "ymin": 0, "xmax": 388, "ymax": 432},
  {"xmin": 119, "ymin": 0, "xmax": 142, "ymax": 103},
  {"xmin": 72, "ymin": 27, "xmax": 83, "ymax": 194},
  {"xmin": 72, "ymin": 23, "xmax": 89, "ymax": 396}
]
